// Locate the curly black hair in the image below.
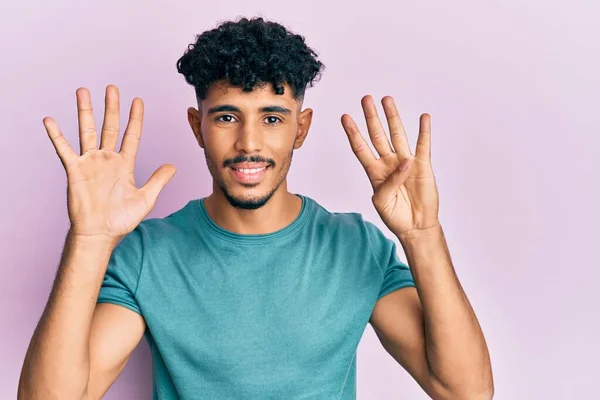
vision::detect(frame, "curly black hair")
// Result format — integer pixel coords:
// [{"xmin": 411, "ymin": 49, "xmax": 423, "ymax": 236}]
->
[{"xmin": 176, "ymin": 17, "xmax": 325, "ymax": 102}]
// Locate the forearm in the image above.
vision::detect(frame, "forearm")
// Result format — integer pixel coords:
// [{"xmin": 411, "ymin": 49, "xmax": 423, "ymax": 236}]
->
[
  {"xmin": 18, "ymin": 230, "xmax": 117, "ymax": 399},
  {"xmin": 398, "ymin": 224, "xmax": 493, "ymax": 397}
]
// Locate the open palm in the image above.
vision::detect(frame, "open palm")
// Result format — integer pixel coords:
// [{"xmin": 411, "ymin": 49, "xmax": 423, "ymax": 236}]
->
[
  {"xmin": 341, "ymin": 95, "xmax": 440, "ymax": 238},
  {"xmin": 44, "ymin": 85, "xmax": 176, "ymax": 240}
]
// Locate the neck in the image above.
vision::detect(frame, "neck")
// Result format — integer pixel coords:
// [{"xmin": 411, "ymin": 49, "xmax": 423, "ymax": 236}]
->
[{"xmin": 204, "ymin": 183, "xmax": 302, "ymax": 235}]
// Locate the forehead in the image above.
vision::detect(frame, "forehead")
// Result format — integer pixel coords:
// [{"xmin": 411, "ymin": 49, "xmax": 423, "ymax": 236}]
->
[{"xmin": 201, "ymin": 81, "xmax": 299, "ymax": 111}]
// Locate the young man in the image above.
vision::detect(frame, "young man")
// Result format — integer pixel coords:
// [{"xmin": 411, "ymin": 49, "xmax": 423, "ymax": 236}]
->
[{"xmin": 19, "ymin": 17, "xmax": 493, "ymax": 400}]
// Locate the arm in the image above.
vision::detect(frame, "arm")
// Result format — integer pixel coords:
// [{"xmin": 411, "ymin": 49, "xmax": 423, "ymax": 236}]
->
[
  {"xmin": 369, "ymin": 225, "xmax": 493, "ymax": 399},
  {"xmin": 341, "ymin": 95, "xmax": 493, "ymax": 398},
  {"xmin": 18, "ymin": 85, "xmax": 175, "ymax": 399},
  {"xmin": 18, "ymin": 233, "xmax": 146, "ymax": 400},
  {"xmin": 86, "ymin": 303, "xmax": 146, "ymax": 399}
]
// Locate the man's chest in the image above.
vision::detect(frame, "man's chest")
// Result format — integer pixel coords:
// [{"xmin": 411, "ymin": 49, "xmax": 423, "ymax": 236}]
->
[{"xmin": 137, "ymin": 242, "xmax": 381, "ymax": 394}]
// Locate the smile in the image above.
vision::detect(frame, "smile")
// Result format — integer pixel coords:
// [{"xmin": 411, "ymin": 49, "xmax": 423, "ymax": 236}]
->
[
  {"xmin": 229, "ymin": 166, "xmax": 270, "ymax": 184},
  {"xmin": 231, "ymin": 167, "xmax": 267, "ymax": 174}
]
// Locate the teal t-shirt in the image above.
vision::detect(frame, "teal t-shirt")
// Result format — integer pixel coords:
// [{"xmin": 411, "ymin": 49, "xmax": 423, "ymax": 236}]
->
[{"xmin": 97, "ymin": 194, "xmax": 415, "ymax": 399}]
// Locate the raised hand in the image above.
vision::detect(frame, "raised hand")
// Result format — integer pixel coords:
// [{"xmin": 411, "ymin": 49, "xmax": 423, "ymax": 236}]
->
[
  {"xmin": 44, "ymin": 85, "xmax": 176, "ymax": 242},
  {"xmin": 341, "ymin": 95, "xmax": 440, "ymax": 239}
]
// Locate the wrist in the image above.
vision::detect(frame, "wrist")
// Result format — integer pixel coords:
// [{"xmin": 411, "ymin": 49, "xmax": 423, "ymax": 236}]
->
[
  {"xmin": 54, "ymin": 229, "xmax": 118, "ymax": 286},
  {"xmin": 63, "ymin": 229, "xmax": 121, "ymax": 271},
  {"xmin": 397, "ymin": 222, "xmax": 443, "ymax": 244},
  {"xmin": 397, "ymin": 224, "xmax": 449, "ymax": 267},
  {"xmin": 67, "ymin": 228, "xmax": 122, "ymax": 249}
]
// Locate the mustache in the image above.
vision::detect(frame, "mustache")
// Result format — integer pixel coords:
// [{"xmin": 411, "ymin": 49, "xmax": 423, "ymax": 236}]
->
[{"xmin": 223, "ymin": 155, "xmax": 276, "ymax": 168}]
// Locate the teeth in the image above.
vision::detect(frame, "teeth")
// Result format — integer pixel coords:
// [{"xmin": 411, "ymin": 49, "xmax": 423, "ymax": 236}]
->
[{"xmin": 234, "ymin": 167, "xmax": 266, "ymax": 174}]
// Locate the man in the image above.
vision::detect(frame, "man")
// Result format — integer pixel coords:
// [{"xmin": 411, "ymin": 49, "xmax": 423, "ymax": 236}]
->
[{"xmin": 18, "ymin": 17, "xmax": 493, "ymax": 400}]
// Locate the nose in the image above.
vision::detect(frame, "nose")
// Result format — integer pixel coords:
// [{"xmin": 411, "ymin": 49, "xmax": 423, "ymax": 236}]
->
[{"xmin": 234, "ymin": 120, "xmax": 263, "ymax": 154}]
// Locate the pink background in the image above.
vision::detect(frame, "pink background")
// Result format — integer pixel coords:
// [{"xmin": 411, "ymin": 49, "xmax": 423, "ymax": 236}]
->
[{"xmin": 1, "ymin": 1, "xmax": 598, "ymax": 398}]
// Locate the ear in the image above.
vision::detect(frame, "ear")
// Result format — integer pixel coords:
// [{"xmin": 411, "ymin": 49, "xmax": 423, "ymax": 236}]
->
[
  {"xmin": 187, "ymin": 107, "xmax": 204, "ymax": 148},
  {"xmin": 293, "ymin": 108, "xmax": 313, "ymax": 150}
]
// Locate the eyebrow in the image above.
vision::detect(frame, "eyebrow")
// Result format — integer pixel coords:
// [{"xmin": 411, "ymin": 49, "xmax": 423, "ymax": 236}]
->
[{"xmin": 206, "ymin": 104, "xmax": 292, "ymax": 115}]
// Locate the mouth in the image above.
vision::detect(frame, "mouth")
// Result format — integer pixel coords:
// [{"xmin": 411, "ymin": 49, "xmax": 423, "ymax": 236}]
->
[{"xmin": 228, "ymin": 165, "xmax": 270, "ymax": 184}]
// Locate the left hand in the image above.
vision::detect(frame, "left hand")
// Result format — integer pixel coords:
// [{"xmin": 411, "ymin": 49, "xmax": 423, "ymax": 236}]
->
[{"xmin": 341, "ymin": 95, "xmax": 440, "ymax": 239}]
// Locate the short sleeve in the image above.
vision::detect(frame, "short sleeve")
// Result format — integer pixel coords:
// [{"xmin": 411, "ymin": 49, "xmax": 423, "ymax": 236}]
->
[
  {"xmin": 364, "ymin": 221, "xmax": 416, "ymax": 300},
  {"xmin": 97, "ymin": 226, "xmax": 144, "ymax": 315}
]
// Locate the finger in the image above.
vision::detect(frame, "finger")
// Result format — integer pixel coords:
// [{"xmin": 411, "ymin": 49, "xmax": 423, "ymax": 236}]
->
[
  {"xmin": 415, "ymin": 113, "xmax": 432, "ymax": 161},
  {"xmin": 120, "ymin": 97, "xmax": 144, "ymax": 160},
  {"xmin": 141, "ymin": 164, "xmax": 177, "ymax": 208},
  {"xmin": 373, "ymin": 158, "xmax": 412, "ymax": 204},
  {"xmin": 381, "ymin": 96, "xmax": 412, "ymax": 159},
  {"xmin": 341, "ymin": 113, "xmax": 377, "ymax": 170},
  {"xmin": 76, "ymin": 87, "xmax": 98, "ymax": 155},
  {"xmin": 361, "ymin": 95, "xmax": 394, "ymax": 158},
  {"xmin": 43, "ymin": 117, "xmax": 78, "ymax": 169},
  {"xmin": 99, "ymin": 85, "xmax": 120, "ymax": 151}
]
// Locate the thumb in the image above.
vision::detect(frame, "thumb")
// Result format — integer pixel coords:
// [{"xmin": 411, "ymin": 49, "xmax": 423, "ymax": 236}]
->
[
  {"xmin": 141, "ymin": 164, "xmax": 177, "ymax": 207},
  {"xmin": 373, "ymin": 158, "xmax": 411, "ymax": 202}
]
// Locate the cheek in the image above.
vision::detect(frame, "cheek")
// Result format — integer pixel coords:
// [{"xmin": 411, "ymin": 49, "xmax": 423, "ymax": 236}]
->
[
  {"xmin": 272, "ymin": 131, "xmax": 297, "ymax": 153},
  {"xmin": 203, "ymin": 139, "xmax": 231, "ymax": 161}
]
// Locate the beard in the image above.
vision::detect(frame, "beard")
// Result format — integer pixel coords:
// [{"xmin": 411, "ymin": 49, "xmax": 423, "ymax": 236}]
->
[{"xmin": 204, "ymin": 148, "xmax": 294, "ymax": 210}]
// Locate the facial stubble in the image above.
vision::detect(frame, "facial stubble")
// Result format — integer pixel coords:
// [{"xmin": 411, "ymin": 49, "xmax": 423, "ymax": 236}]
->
[{"xmin": 204, "ymin": 149, "xmax": 294, "ymax": 210}]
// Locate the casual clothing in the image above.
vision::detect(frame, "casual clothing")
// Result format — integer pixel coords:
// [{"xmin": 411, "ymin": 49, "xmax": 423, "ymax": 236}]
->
[{"xmin": 98, "ymin": 194, "xmax": 415, "ymax": 399}]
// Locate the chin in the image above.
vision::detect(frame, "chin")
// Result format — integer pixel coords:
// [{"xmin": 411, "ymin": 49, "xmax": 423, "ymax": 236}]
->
[{"xmin": 221, "ymin": 186, "xmax": 278, "ymax": 210}]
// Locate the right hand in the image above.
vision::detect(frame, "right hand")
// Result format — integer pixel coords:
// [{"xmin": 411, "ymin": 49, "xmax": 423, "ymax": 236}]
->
[{"xmin": 44, "ymin": 85, "xmax": 176, "ymax": 242}]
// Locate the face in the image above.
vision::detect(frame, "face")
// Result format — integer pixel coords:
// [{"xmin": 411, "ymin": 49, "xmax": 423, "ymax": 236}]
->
[{"xmin": 187, "ymin": 81, "xmax": 313, "ymax": 210}]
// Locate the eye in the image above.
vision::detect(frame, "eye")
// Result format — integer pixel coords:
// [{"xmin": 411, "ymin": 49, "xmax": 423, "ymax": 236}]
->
[
  {"xmin": 264, "ymin": 116, "xmax": 282, "ymax": 125},
  {"xmin": 216, "ymin": 114, "xmax": 236, "ymax": 123}
]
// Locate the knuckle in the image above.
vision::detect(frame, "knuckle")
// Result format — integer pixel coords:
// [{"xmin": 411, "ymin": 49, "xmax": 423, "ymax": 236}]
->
[
  {"xmin": 126, "ymin": 132, "xmax": 141, "ymax": 141},
  {"xmin": 370, "ymin": 130, "xmax": 384, "ymax": 139},
  {"xmin": 102, "ymin": 125, "xmax": 119, "ymax": 134},
  {"xmin": 353, "ymin": 142, "xmax": 367, "ymax": 153},
  {"xmin": 122, "ymin": 150, "xmax": 135, "ymax": 160}
]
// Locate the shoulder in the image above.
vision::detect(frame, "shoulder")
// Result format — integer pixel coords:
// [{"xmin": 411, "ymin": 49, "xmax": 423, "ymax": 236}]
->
[
  {"xmin": 120, "ymin": 199, "xmax": 199, "ymax": 250},
  {"xmin": 304, "ymin": 195, "xmax": 385, "ymax": 243}
]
